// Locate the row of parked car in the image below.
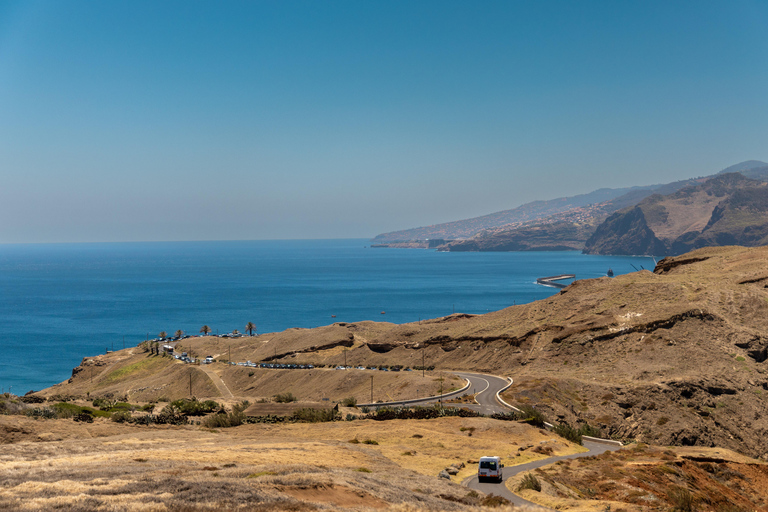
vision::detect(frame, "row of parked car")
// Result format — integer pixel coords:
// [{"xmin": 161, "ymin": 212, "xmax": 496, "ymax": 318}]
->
[
  {"xmin": 334, "ymin": 366, "xmax": 413, "ymax": 372},
  {"xmin": 173, "ymin": 352, "xmax": 215, "ymax": 365},
  {"xmin": 235, "ymin": 362, "xmax": 315, "ymax": 369}
]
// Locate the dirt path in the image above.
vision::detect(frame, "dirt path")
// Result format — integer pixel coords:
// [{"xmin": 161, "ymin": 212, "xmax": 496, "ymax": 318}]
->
[{"xmin": 198, "ymin": 365, "xmax": 234, "ymax": 399}]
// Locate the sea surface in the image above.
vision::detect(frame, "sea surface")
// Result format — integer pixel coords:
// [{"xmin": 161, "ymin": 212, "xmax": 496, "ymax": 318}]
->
[{"xmin": 0, "ymin": 239, "xmax": 655, "ymax": 394}]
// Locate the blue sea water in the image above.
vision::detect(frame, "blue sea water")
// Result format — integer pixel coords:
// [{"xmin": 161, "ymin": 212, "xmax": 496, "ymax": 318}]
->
[{"xmin": 0, "ymin": 239, "xmax": 654, "ymax": 394}]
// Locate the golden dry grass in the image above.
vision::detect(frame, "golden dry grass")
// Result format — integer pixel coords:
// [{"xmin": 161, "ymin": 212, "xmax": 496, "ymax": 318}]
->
[{"xmin": 0, "ymin": 414, "xmax": 561, "ymax": 511}]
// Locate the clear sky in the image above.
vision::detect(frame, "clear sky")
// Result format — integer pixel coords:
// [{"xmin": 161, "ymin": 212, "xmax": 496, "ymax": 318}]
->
[{"xmin": 1, "ymin": 1, "xmax": 766, "ymax": 243}]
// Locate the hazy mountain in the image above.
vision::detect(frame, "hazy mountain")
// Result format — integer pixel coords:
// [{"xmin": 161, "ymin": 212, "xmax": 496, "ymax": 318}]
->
[
  {"xmin": 371, "ymin": 184, "xmax": 679, "ymax": 244},
  {"xmin": 374, "ymin": 161, "xmax": 768, "ymax": 255},
  {"xmin": 584, "ymin": 172, "xmax": 768, "ymax": 255}
]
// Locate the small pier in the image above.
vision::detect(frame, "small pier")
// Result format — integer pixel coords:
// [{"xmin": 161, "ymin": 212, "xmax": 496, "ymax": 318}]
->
[{"xmin": 536, "ymin": 274, "xmax": 575, "ymax": 289}]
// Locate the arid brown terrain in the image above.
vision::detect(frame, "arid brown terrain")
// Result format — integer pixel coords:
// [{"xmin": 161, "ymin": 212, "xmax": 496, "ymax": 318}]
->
[
  {"xmin": 7, "ymin": 245, "xmax": 768, "ymax": 510},
  {"xmin": 36, "ymin": 245, "xmax": 768, "ymax": 459}
]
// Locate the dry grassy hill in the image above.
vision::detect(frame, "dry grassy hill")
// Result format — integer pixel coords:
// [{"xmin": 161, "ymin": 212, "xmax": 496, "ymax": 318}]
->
[{"xmin": 37, "ymin": 245, "xmax": 768, "ymax": 460}]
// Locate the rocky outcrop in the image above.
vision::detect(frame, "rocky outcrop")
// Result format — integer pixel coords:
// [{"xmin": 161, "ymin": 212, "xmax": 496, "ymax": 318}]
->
[
  {"xmin": 585, "ymin": 173, "xmax": 768, "ymax": 256},
  {"xmin": 584, "ymin": 205, "xmax": 667, "ymax": 255}
]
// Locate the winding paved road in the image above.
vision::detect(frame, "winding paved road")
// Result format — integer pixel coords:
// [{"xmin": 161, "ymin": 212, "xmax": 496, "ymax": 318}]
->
[
  {"xmin": 448, "ymin": 371, "xmax": 622, "ymax": 509},
  {"xmin": 463, "ymin": 440, "xmax": 620, "ymax": 509}
]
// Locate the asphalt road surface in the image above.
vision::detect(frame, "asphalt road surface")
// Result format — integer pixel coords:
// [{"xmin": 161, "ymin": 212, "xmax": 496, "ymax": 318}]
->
[
  {"xmin": 451, "ymin": 371, "xmax": 511, "ymax": 415},
  {"xmin": 462, "ymin": 439, "xmax": 621, "ymax": 509}
]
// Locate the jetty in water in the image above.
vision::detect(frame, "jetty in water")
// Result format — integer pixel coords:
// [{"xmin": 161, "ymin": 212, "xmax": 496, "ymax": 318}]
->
[{"xmin": 536, "ymin": 274, "xmax": 575, "ymax": 288}]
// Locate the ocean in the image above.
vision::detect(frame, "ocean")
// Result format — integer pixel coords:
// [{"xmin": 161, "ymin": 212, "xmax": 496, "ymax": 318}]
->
[{"xmin": 0, "ymin": 239, "xmax": 654, "ymax": 394}]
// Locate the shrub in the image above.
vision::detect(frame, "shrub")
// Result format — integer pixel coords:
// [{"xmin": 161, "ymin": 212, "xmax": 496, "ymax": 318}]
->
[
  {"xmin": 578, "ymin": 423, "xmax": 603, "ymax": 438},
  {"xmin": 201, "ymin": 401, "xmax": 249, "ymax": 428},
  {"xmin": 517, "ymin": 405, "xmax": 547, "ymax": 428},
  {"xmin": 52, "ymin": 403, "xmax": 109, "ymax": 419},
  {"xmin": 342, "ymin": 396, "xmax": 357, "ymax": 407},
  {"xmin": 25, "ymin": 407, "xmax": 57, "ymax": 419},
  {"xmin": 517, "ymin": 473, "xmax": 541, "ymax": 492},
  {"xmin": 73, "ymin": 411, "xmax": 94, "ymax": 423},
  {"xmin": 111, "ymin": 410, "xmax": 132, "ymax": 423},
  {"xmin": 362, "ymin": 439, "xmax": 379, "ymax": 445},
  {"xmin": 657, "ymin": 416, "xmax": 670, "ymax": 426},
  {"xmin": 490, "ymin": 410, "xmax": 522, "ymax": 421},
  {"xmin": 274, "ymin": 392, "xmax": 297, "ymax": 403},
  {"xmin": 667, "ymin": 486, "xmax": 695, "ymax": 512},
  {"xmin": 553, "ymin": 422, "xmax": 583, "ymax": 445},
  {"xmin": 170, "ymin": 398, "xmax": 219, "ymax": 416},
  {"xmin": 480, "ymin": 494, "xmax": 510, "ymax": 507}
]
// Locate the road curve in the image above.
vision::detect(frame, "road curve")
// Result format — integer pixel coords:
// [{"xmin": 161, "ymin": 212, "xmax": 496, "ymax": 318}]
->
[
  {"xmin": 452, "ymin": 371, "xmax": 511, "ymax": 415},
  {"xmin": 463, "ymin": 440, "xmax": 620, "ymax": 508}
]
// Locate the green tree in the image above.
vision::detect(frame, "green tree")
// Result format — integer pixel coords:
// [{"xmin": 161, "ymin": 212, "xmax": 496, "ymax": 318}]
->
[
  {"xmin": 174, "ymin": 329, "xmax": 183, "ymax": 339},
  {"xmin": 159, "ymin": 331, "xmax": 168, "ymax": 339},
  {"xmin": 200, "ymin": 325, "xmax": 211, "ymax": 336},
  {"xmin": 245, "ymin": 322, "xmax": 256, "ymax": 336}
]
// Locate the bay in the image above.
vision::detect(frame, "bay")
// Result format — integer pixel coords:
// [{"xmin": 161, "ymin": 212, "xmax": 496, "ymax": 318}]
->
[{"xmin": 0, "ymin": 239, "xmax": 654, "ymax": 394}]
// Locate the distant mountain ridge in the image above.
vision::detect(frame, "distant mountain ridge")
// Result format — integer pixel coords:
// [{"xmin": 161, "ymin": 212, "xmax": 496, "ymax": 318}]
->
[
  {"xmin": 372, "ymin": 160, "xmax": 768, "ymax": 256},
  {"xmin": 372, "ymin": 183, "xmax": 689, "ymax": 243}
]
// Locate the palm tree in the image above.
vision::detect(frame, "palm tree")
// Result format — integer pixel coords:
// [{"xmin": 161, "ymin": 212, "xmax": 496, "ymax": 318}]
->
[
  {"xmin": 232, "ymin": 329, "xmax": 239, "ymax": 335},
  {"xmin": 159, "ymin": 331, "xmax": 168, "ymax": 339},
  {"xmin": 174, "ymin": 329, "xmax": 183, "ymax": 339},
  {"xmin": 200, "ymin": 325, "xmax": 211, "ymax": 336},
  {"xmin": 245, "ymin": 322, "xmax": 256, "ymax": 336}
]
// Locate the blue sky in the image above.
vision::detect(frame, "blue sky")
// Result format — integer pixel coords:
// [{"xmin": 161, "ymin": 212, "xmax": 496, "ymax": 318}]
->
[{"xmin": 1, "ymin": 1, "xmax": 766, "ymax": 243}]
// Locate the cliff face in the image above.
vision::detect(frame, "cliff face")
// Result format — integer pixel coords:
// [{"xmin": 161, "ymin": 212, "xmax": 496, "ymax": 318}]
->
[{"xmin": 584, "ymin": 173, "xmax": 768, "ymax": 256}]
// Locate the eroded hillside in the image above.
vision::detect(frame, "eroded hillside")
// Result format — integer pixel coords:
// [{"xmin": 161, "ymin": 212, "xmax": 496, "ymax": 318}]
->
[{"xmin": 37, "ymin": 245, "xmax": 768, "ymax": 459}]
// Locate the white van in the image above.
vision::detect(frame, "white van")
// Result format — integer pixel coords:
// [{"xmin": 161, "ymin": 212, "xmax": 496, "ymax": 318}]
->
[{"xmin": 477, "ymin": 456, "xmax": 503, "ymax": 483}]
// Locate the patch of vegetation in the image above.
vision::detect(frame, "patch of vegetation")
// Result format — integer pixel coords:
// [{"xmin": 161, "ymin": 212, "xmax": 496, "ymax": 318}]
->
[
  {"xmin": 667, "ymin": 486, "xmax": 695, "ymax": 512},
  {"xmin": 355, "ymin": 467, "xmax": 372, "ymax": 473},
  {"xmin": 52, "ymin": 402, "xmax": 110, "ymax": 419},
  {"xmin": 247, "ymin": 471, "xmax": 277, "ymax": 478},
  {"xmin": 170, "ymin": 398, "xmax": 220, "ymax": 416},
  {"xmin": 274, "ymin": 392, "xmax": 297, "ymax": 403},
  {"xmin": 368, "ymin": 405, "xmax": 481, "ymax": 421},
  {"xmin": 657, "ymin": 416, "xmax": 670, "ymax": 426},
  {"xmin": 102, "ymin": 358, "xmax": 169, "ymax": 384},
  {"xmin": 553, "ymin": 422, "xmax": 583, "ymax": 445},
  {"xmin": 480, "ymin": 494, "xmax": 510, "ymax": 507},
  {"xmin": 490, "ymin": 410, "xmax": 522, "ymax": 421},
  {"xmin": 578, "ymin": 423, "xmax": 603, "ymax": 438},
  {"xmin": 341, "ymin": 396, "xmax": 357, "ymax": 407},
  {"xmin": 201, "ymin": 401, "xmax": 249, "ymax": 428},
  {"xmin": 517, "ymin": 405, "xmax": 547, "ymax": 428},
  {"xmin": 517, "ymin": 473, "xmax": 542, "ymax": 492},
  {"xmin": 362, "ymin": 439, "xmax": 379, "ymax": 445},
  {"xmin": 110, "ymin": 410, "xmax": 132, "ymax": 423}
]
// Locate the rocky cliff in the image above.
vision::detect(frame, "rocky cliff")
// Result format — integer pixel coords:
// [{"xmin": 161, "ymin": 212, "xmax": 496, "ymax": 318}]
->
[{"xmin": 584, "ymin": 173, "xmax": 768, "ymax": 255}]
